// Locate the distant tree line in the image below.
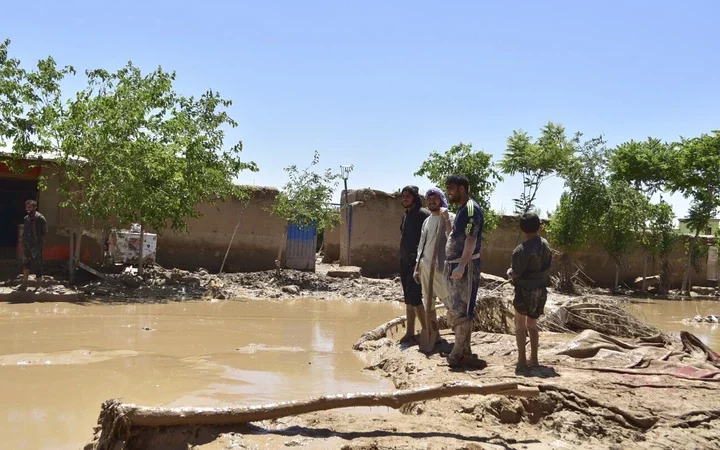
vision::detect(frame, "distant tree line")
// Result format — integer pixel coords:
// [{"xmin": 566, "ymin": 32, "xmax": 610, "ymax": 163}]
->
[{"xmin": 415, "ymin": 123, "xmax": 720, "ymax": 295}]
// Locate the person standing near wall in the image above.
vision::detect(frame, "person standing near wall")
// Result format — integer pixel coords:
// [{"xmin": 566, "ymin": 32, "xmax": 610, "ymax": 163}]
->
[
  {"xmin": 507, "ymin": 212, "xmax": 553, "ymax": 373},
  {"xmin": 20, "ymin": 199, "xmax": 47, "ymax": 289},
  {"xmin": 444, "ymin": 175, "xmax": 484, "ymax": 367},
  {"xmin": 399, "ymin": 185, "xmax": 430, "ymax": 343},
  {"xmin": 414, "ymin": 188, "xmax": 455, "ymax": 346}
]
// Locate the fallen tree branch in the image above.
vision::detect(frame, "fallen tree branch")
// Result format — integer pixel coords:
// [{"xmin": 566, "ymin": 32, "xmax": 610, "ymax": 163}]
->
[
  {"xmin": 352, "ymin": 315, "xmax": 407, "ymax": 350},
  {"xmin": 90, "ymin": 382, "xmax": 538, "ymax": 449},
  {"xmin": 352, "ymin": 303, "xmax": 446, "ymax": 350},
  {"xmin": 669, "ymin": 409, "xmax": 720, "ymax": 428}
]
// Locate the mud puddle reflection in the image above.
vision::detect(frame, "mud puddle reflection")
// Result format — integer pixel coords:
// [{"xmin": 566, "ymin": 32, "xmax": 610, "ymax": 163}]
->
[{"xmin": 0, "ymin": 298, "xmax": 403, "ymax": 450}]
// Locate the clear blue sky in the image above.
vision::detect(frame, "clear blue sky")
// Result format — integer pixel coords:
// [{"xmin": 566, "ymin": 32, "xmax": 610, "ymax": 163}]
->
[{"xmin": 4, "ymin": 0, "xmax": 719, "ymax": 219}]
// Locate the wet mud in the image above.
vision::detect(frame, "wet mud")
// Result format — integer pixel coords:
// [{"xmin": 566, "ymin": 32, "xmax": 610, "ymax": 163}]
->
[{"xmin": 0, "ymin": 264, "xmax": 405, "ymax": 303}]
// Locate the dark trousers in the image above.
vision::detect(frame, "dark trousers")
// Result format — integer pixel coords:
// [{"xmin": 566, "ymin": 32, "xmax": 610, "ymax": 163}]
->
[
  {"xmin": 22, "ymin": 242, "xmax": 44, "ymax": 277},
  {"xmin": 400, "ymin": 259, "xmax": 423, "ymax": 306}
]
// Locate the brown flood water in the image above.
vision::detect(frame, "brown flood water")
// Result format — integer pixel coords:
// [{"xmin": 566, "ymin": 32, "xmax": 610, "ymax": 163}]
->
[
  {"xmin": 627, "ymin": 298, "xmax": 720, "ymax": 349},
  {"xmin": 0, "ymin": 298, "xmax": 404, "ymax": 450},
  {"xmin": 1, "ymin": 297, "xmax": 719, "ymax": 450}
]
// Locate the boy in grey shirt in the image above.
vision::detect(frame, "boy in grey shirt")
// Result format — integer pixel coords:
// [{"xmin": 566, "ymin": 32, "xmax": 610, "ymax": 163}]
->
[{"xmin": 507, "ymin": 212, "xmax": 553, "ymax": 372}]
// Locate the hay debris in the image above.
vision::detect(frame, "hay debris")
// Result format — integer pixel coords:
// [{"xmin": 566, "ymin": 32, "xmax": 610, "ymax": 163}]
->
[{"xmin": 538, "ymin": 298, "xmax": 670, "ymax": 342}]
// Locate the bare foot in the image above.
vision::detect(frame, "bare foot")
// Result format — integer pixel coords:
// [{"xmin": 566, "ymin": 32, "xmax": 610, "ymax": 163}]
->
[
  {"xmin": 399, "ymin": 333, "xmax": 415, "ymax": 344},
  {"xmin": 529, "ymin": 359, "xmax": 539, "ymax": 367}
]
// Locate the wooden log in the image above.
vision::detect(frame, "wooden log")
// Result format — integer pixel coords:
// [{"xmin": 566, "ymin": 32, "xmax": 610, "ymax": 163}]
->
[
  {"xmin": 103, "ymin": 382, "xmax": 537, "ymax": 428},
  {"xmin": 352, "ymin": 303, "xmax": 447, "ymax": 350}
]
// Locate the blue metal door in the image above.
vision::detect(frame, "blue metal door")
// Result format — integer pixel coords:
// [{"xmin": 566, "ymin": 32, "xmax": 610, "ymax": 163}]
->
[{"xmin": 285, "ymin": 222, "xmax": 317, "ymax": 271}]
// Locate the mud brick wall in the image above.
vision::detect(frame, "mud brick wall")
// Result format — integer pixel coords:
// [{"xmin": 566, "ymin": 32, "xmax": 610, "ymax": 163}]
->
[
  {"xmin": 35, "ymin": 165, "xmax": 285, "ymax": 273},
  {"xmin": 322, "ymin": 219, "xmax": 343, "ymax": 263},
  {"xmin": 156, "ymin": 187, "xmax": 286, "ymax": 273},
  {"xmin": 343, "ymin": 189, "xmax": 407, "ymax": 276},
  {"xmin": 324, "ymin": 188, "xmax": 715, "ymax": 287}
]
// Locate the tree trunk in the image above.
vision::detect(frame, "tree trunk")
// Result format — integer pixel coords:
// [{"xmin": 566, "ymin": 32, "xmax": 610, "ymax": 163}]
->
[
  {"xmin": 93, "ymin": 382, "xmax": 536, "ymax": 430},
  {"xmin": 659, "ymin": 254, "xmax": 671, "ymax": 296},
  {"xmin": 138, "ymin": 224, "xmax": 145, "ymax": 278},
  {"xmin": 558, "ymin": 252, "xmax": 575, "ymax": 294},
  {"xmin": 275, "ymin": 224, "xmax": 288, "ymax": 277},
  {"xmin": 72, "ymin": 227, "xmax": 82, "ymax": 284},
  {"xmin": 614, "ymin": 263, "xmax": 620, "ymax": 293},
  {"xmin": 68, "ymin": 230, "xmax": 75, "ymax": 283},
  {"xmin": 716, "ymin": 244, "xmax": 720, "ymax": 294},
  {"xmin": 716, "ymin": 255, "xmax": 720, "ymax": 295},
  {"xmin": 681, "ymin": 232, "xmax": 700, "ymax": 295},
  {"xmin": 641, "ymin": 249, "xmax": 648, "ymax": 293}
]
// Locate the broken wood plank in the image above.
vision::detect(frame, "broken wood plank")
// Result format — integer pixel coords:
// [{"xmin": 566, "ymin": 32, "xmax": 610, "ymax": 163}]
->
[{"xmin": 77, "ymin": 261, "xmax": 110, "ymax": 280}]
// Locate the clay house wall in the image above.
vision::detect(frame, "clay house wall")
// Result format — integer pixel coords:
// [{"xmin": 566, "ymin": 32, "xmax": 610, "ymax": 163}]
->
[{"xmin": 324, "ymin": 188, "xmax": 715, "ymax": 288}]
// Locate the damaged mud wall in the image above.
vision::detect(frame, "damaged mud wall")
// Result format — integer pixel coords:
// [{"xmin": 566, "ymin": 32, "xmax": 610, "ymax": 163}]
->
[
  {"xmin": 333, "ymin": 189, "xmax": 407, "ymax": 277},
  {"xmin": 156, "ymin": 187, "xmax": 286, "ymax": 273},
  {"xmin": 322, "ymin": 221, "xmax": 342, "ymax": 263},
  {"xmin": 25, "ymin": 164, "xmax": 284, "ymax": 273},
  {"xmin": 323, "ymin": 189, "xmax": 714, "ymax": 287}
]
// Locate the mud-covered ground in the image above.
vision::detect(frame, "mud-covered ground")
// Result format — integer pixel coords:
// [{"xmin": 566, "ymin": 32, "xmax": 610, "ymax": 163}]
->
[
  {"xmin": 81, "ymin": 288, "xmax": 720, "ymax": 450},
  {"xmin": 0, "ymin": 263, "xmax": 405, "ymax": 302},
  {"xmin": 2, "ymin": 259, "xmax": 716, "ymax": 304},
  {"xmin": 165, "ymin": 329, "xmax": 720, "ymax": 450}
]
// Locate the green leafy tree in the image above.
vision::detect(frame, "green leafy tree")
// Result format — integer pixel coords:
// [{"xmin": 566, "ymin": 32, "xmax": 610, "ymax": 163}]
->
[
  {"xmin": 646, "ymin": 201, "xmax": 678, "ymax": 295},
  {"xmin": 609, "ymin": 138, "xmax": 675, "ymax": 291},
  {"xmin": 0, "ymin": 40, "xmax": 257, "ymax": 278},
  {"xmin": 546, "ymin": 135, "xmax": 609, "ymax": 293},
  {"xmin": 667, "ymin": 132, "xmax": 720, "ymax": 294},
  {"xmin": 415, "ymin": 142, "xmax": 503, "ymax": 234},
  {"xmin": 270, "ymin": 151, "xmax": 342, "ymax": 274},
  {"xmin": 609, "ymin": 137, "xmax": 674, "ymax": 196},
  {"xmin": 500, "ymin": 122, "xmax": 578, "ymax": 216},
  {"xmin": 0, "ymin": 38, "xmax": 76, "ymax": 191},
  {"xmin": 598, "ymin": 180, "xmax": 650, "ymax": 291},
  {"xmin": 77, "ymin": 64, "xmax": 257, "ymax": 275}
]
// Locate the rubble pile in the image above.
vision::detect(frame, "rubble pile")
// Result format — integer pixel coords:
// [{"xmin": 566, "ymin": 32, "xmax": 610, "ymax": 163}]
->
[{"xmin": 65, "ymin": 263, "xmax": 403, "ymax": 302}]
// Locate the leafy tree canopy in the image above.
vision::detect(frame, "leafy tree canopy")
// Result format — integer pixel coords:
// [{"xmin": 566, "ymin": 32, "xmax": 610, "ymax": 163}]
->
[
  {"xmin": 415, "ymin": 142, "xmax": 503, "ymax": 233},
  {"xmin": 271, "ymin": 151, "xmax": 342, "ymax": 231},
  {"xmin": 609, "ymin": 137, "xmax": 675, "ymax": 195},
  {"xmin": 0, "ymin": 39, "xmax": 257, "ymax": 233},
  {"xmin": 667, "ymin": 132, "xmax": 720, "ymax": 232},
  {"xmin": 500, "ymin": 122, "xmax": 578, "ymax": 214},
  {"xmin": 598, "ymin": 179, "xmax": 650, "ymax": 267},
  {"xmin": 547, "ymin": 135, "xmax": 609, "ymax": 251}
]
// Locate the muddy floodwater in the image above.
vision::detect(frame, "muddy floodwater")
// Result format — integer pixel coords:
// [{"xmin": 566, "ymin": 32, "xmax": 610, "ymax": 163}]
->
[
  {"xmin": 627, "ymin": 298, "xmax": 720, "ymax": 349},
  {"xmin": 1, "ymin": 296, "xmax": 719, "ymax": 450},
  {"xmin": 0, "ymin": 298, "xmax": 404, "ymax": 450}
]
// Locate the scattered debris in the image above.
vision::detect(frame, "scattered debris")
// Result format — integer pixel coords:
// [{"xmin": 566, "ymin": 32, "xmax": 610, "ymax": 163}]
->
[
  {"xmin": 326, "ymin": 266, "xmax": 362, "ymax": 279},
  {"xmin": 538, "ymin": 297, "xmax": 670, "ymax": 342},
  {"xmin": 684, "ymin": 315, "xmax": 720, "ymax": 324}
]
